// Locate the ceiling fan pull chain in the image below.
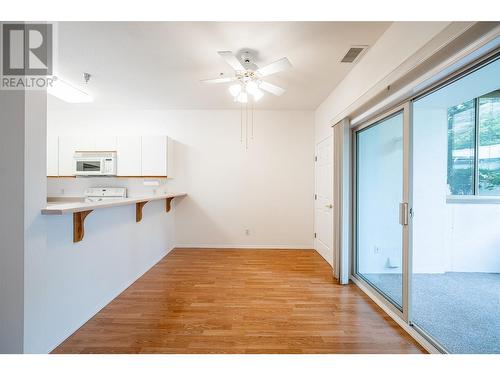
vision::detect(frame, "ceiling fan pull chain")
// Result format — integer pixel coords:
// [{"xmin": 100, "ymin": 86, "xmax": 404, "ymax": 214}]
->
[
  {"xmin": 251, "ymin": 101, "xmax": 254, "ymax": 140},
  {"xmin": 245, "ymin": 101, "xmax": 249, "ymax": 150},
  {"xmin": 200, "ymin": 51, "xmax": 291, "ymax": 149}
]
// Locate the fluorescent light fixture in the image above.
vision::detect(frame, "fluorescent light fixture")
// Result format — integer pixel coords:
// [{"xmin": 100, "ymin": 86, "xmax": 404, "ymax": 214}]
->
[
  {"xmin": 229, "ymin": 83, "xmax": 242, "ymax": 97},
  {"xmin": 48, "ymin": 78, "xmax": 93, "ymax": 103}
]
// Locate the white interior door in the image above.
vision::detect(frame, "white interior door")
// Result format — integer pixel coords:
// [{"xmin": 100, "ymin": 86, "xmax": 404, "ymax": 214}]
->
[{"xmin": 315, "ymin": 136, "xmax": 334, "ymax": 267}]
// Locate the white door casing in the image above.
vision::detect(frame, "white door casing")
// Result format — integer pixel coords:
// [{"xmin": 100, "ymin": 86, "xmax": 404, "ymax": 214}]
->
[{"xmin": 314, "ymin": 135, "xmax": 334, "ymax": 267}]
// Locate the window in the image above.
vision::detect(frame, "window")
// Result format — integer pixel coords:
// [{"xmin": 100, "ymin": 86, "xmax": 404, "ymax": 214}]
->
[{"xmin": 447, "ymin": 89, "xmax": 500, "ymax": 196}]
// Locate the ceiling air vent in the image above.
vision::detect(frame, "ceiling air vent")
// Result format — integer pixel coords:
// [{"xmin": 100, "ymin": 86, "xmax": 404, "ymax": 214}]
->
[{"xmin": 341, "ymin": 46, "xmax": 368, "ymax": 63}]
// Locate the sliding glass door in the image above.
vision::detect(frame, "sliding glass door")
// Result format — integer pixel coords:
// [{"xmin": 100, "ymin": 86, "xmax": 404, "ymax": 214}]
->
[
  {"xmin": 353, "ymin": 53, "xmax": 500, "ymax": 353},
  {"xmin": 355, "ymin": 108, "xmax": 407, "ymax": 311},
  {"xmin": 411, "ymin": 56, "xmax": 500, "ymax": 353}
]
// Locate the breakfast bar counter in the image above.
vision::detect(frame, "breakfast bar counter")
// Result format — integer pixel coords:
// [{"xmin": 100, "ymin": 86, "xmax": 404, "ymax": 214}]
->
[{"xmin": 41, "ymin": 192, "xmax": 187, "ymax": 242}]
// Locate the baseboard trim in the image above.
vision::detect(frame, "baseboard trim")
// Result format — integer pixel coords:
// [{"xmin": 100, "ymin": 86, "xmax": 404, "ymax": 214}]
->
[{"xmin": 174, "ymin": 244, "xmax": 314, "ymax": 250}]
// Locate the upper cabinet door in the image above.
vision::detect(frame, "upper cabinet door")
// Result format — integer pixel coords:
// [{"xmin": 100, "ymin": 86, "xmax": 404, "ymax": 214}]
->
[
  {"xmin": 58, "ymin": 136, "xmax": 94, "ymax": 176},
  {"xmin": 141, "ymin": 136, "xmax": 168, "ymax": 176},
  {"xmin": 47, "ymin": 135, "xmax": 59, "ymax": 176},
  {"xmin": 94, "ymin": 136, "xmax": 117, "ymax": 151},
  {"xmin": 167, "ymin": 137, "xmax": 174, "ymax": 178},
  {"xmin": 116, "ymin": 136, "xmax": 142, "ymax": 176}
]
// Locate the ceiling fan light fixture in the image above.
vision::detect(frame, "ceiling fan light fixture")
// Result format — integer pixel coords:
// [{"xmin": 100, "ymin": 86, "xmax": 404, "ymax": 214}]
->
[
  {"xmin": 246, "ymin": 81, "xmax": 259, "ymax": 95},
  {"xmin": 229, "ymin": 83, "xmax": 242, "ymax": 97},
  {"xmin": 236, "ymin": 91, "xmax": 248, "ymax": 103},
  {"xmin": 252, "ymin": 88, "xmax": 264, "ymax": 102},
  {"xmin": 202, "ymin": 50, "xmax": 290, "ymax": 104}
]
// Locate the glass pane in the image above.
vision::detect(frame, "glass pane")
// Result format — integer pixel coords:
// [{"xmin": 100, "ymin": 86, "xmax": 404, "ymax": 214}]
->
[
  {"xmin": 478, "ymin": 90, "xmax": 500, "ymax": 195},
  {"xmin": 412, "ymin": 57, "xmax": 500, "ymax": 353},
  {"xmin": 77, "ymin": 161, "xmax": 100, "ymax": 171},
  {"xmin": 356, "ymin": 111, "xmax": 403, "ymax": 308},
  {"xmin": 447, "ymin": 100, "xmax": 475, "ymax": 195}
]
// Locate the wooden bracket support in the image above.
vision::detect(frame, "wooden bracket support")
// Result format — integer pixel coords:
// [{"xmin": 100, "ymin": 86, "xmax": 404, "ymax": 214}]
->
[
  {"xmin": 73, "ymin": 210, "xmax": 93, "ymax": 243},
  {"xmin": 137, "ymin": 197, "xmax": 176, "ymax": 222},
  {"xmin": 165, "ymin": 197, "xmax": 175, "ymax": 213},
  {"xmin": 136, "ymin": 201, "xmax": 149, "ymax": 222}
]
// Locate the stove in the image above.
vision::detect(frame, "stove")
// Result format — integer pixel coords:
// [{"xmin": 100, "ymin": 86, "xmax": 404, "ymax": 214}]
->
[{"xmin": 84, "ymin": 187, "xmax": 127, "ymax": 203}]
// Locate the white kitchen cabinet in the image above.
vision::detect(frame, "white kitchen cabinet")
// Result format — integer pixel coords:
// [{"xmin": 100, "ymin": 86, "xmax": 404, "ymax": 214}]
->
[
  {"xmin": 116, "ymin": 136, "xmax": 142, "ymax": 176},
  {"xmin": 46, "ymin": 135, "xmax": 59, "ymax": 176},
  {"xmin": 141, "ymin": 136, "xmax": 167, "ymax": 176},
  {"xmin": 94, "ymin": 136, "xmax": 117, "ymax": 152},
  {"xmin": 167, "ymin": 137, "xmax": 174, "ymax": 178},
  {"xmin": 50, "ymin": 135, "xmax": 173, "ymax": 177},
  {"xmin": 58, "ymin": 136, "xmax": 94, "ymax": 176}
]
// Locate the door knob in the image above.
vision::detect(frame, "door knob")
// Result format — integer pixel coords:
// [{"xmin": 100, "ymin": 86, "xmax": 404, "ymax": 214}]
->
[{"xmin": 325, "ymin": 204, "xmax": 333, "ymax": 209}]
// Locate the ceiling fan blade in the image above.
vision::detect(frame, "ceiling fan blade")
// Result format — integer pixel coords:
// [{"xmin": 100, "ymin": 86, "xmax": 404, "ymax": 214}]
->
[
  {"xmin": 218, "ymin": 51, "xmax": 245, "ymax": 71},
  {"xmin": 256, "ymin": 57, "xmax": 292, "ymax": 77},
  {"xmin": 259, "ymin": 81, "xmax": 286, "ymax": 96},
  {"xmin": 200, "ymin": 76, "xmax": 236, "ymax": 84}
]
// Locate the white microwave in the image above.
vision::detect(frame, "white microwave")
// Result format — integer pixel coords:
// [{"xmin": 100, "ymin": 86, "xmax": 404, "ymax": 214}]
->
[{"xmin": 74, "ymin": 151, "xmax": 117, "ymax": 176}]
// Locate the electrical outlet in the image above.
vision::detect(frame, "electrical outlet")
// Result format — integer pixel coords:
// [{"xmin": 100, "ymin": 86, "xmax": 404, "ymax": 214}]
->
[
  {"xmin": 245, "ymin": 229, "xmax": 250, "ymax": 235},
  {"xmin": 374, "ymin": 246, "xmax": 380, "ymax": 254}
]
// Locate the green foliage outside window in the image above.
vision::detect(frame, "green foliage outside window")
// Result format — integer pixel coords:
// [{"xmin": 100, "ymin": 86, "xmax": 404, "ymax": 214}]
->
[{"xmin": 447, "ymin": 91, "xmax": 500, "ymax": 195}]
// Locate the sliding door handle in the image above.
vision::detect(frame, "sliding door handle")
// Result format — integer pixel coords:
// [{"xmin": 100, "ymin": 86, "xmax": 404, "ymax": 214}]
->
[{"xmin": 399, "ymin": 202, "xmax": 409, "ymax": 226}]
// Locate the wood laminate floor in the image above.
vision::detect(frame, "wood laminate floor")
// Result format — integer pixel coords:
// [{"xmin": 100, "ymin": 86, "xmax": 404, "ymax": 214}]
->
[{"xmin": 53, "ymin": 249, "xmax": 425, "ymax": 354}]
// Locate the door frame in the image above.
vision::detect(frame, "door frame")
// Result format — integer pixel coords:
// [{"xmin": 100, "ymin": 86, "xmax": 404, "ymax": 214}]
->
[{"xmin": 350, "ymin": 102, "xmax": 410, "ymax": 321}]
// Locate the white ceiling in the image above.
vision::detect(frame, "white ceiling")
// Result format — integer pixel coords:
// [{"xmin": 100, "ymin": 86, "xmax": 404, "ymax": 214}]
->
[{"xmin": 50, "ymin": 22, "xmax": 391, "ymax": 110}]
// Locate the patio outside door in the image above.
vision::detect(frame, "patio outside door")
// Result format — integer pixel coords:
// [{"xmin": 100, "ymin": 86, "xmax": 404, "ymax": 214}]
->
[
  {"xmin": 352, "ymin": 53, "xmax": 500, "ymax": 353},
  {"xmin": 354, "ymin": 107, "xmax": 409, "ymax": 314}
]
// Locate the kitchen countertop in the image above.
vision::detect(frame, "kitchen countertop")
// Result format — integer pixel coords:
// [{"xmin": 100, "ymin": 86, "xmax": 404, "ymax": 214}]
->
[{"xmin": 41, "ymin": 192, "xmax": 187, "ymax": 215}]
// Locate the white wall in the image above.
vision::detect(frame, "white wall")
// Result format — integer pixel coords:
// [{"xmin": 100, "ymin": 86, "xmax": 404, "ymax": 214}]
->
[
  {"xmin": 447, "ymin": 204, "xmax": 500, "ymax": 272},
  {"xmin": 47, "ymin": 177, "xmax": 170, "ymax": 198},
  {"xmin": 48, "ymin": 108, "xmax": 315, "ymax": 249}
]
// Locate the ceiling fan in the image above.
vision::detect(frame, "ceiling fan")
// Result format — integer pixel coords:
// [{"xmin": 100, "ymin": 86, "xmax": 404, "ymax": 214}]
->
[{"xmin": 201, "ymin": 51, "xmax": 292, "ymax": 103}]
